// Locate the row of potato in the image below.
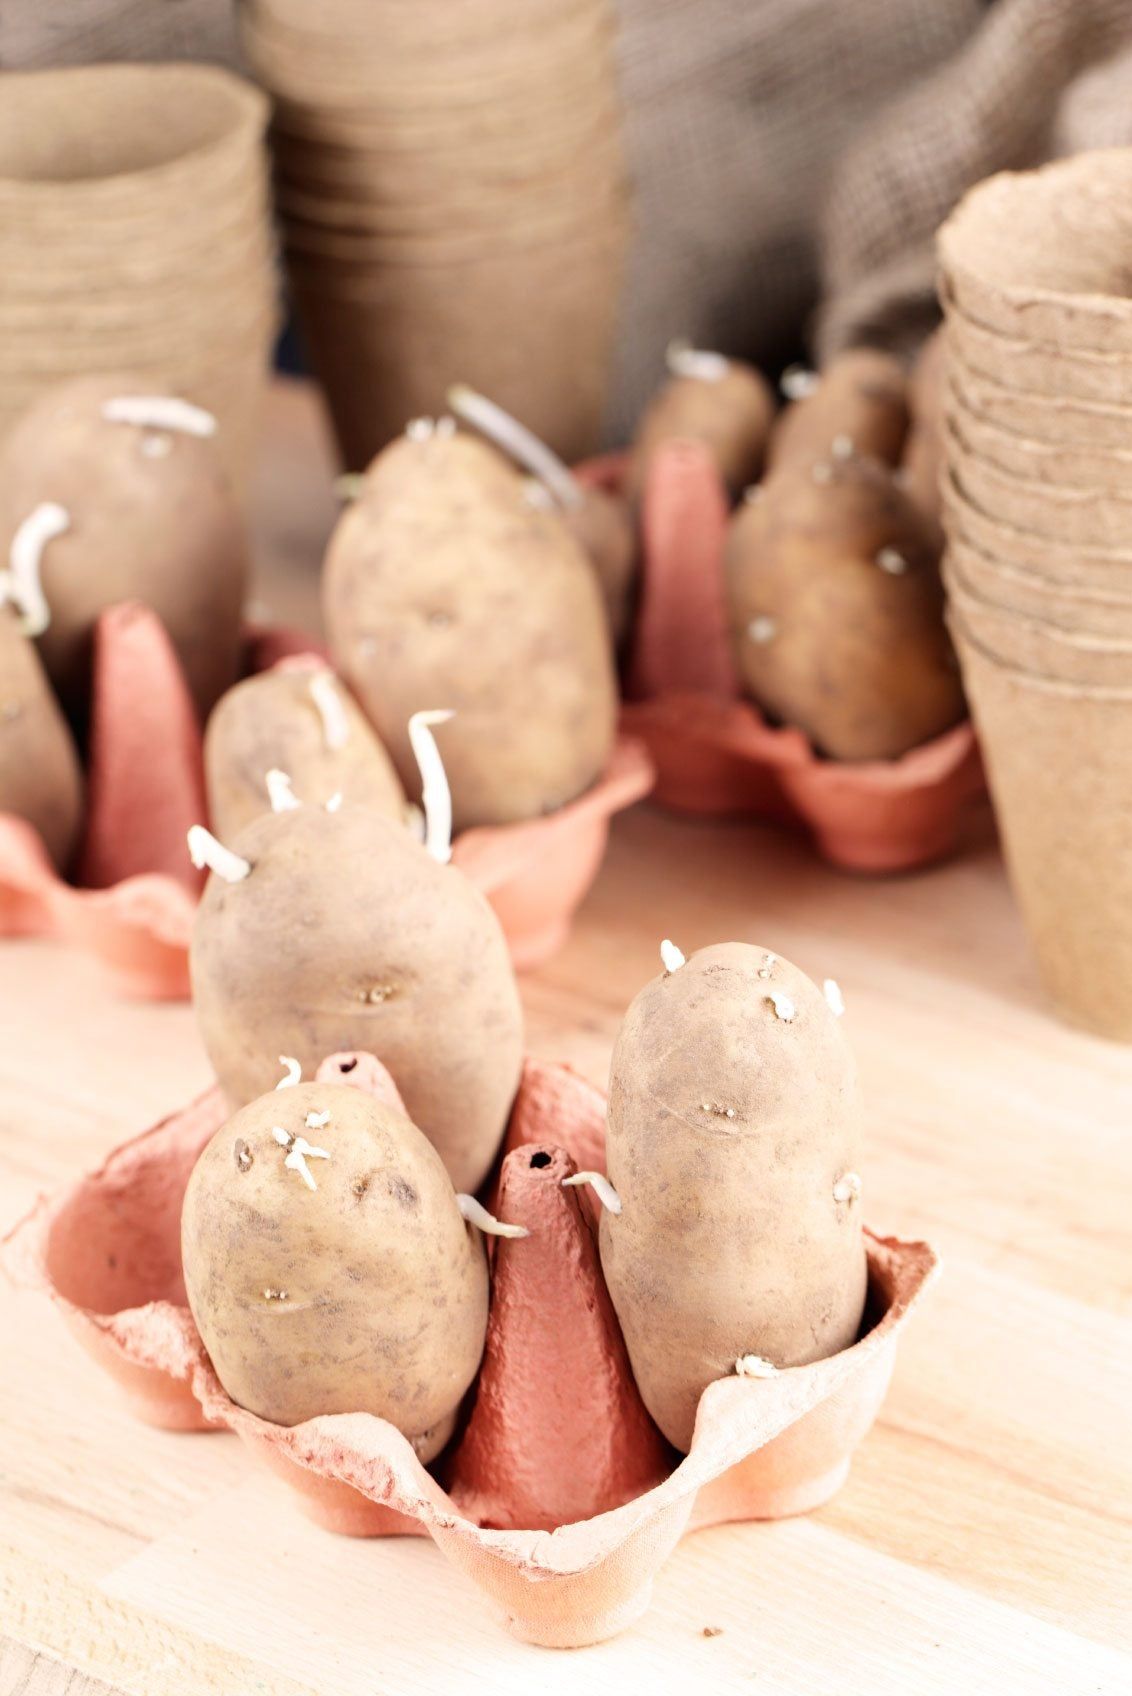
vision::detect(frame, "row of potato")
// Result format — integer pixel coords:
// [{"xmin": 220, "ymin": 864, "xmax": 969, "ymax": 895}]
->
[
  {"xmin": 0, "ymin": 335, "xmax": 955, "ymax": 889},
  {"xmin": 0, "ymin": 347, "xmax": 921, "ymax": 1510}
]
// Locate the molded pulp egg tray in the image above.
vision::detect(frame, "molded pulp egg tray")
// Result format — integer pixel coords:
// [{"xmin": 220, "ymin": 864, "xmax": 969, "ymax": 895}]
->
[
  {"xmin": 596, "ymin": 443, "xmax": 985, "ymax": 872},
  {"xmin": 0, "ymin": 608, "xmax": 653, "ymax": 995},
  {"xmin": 5, "ymin": 1050, "xmax": 938, "ymax": 1648}
]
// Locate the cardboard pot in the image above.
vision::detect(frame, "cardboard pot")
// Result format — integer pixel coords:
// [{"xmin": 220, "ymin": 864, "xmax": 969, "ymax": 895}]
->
[
  {"xmin": 946, "ymin": 424, "xmax": 1132, "ymax": 551},
  {"xmin": 945, "ymin": 568, "xmax": 1132, "ymax": 688},
  {"xmin": 4, "ymin": 1050, "xmax": 938, "ymax": 1647},
  {"xmin": 946, "ymin": 536, "xmax": 1132, "ymax": 638},
  {"xmin": 943, "ymin": 306, "xmax": 1132, "ymax": 407},
  {"xmin": 951, "ymin": 619, "xmax": 1132, "ymax": 1041},
  {"xmin": 937, "ymin": 151, "xmax": 1132, "ymax": 355},
  {"xmin": 944, "ymin": 376, "xmax": 1132, "ymax": 491},
  {"xmin": 287, "ymin": 223, "xmax": 626, "ymax": 467},
  {"xmin": 941, "ymin": 470, "xmax": 1132, "ymax": 592},
  {"xmin": 943, "ymin": 349, "xmax": 1132, "ymax": 453}
]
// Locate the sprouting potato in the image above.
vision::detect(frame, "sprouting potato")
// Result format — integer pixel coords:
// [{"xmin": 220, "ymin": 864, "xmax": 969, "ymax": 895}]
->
[
  {"xmin": 0, "ymin": 607, "xmax": 83, "ymax": 871},
  {"xmin": 625, "ymin": 345, "xmax": 775, "ymax": 505},
  {"xmin": 204, "ymin": 661, "xmax": 406, "ymax": 841},
  {"xmin": 0, "ymin": 374, "xmax": 248, "ymax": 724},
  {"xmin": 181, "ymin": 1079, "xmax": 489, "ymax": 1458},
  {"xmin": 189, "ymin": 800, "xmax": 524, "ymax": 1194},
  {"xmin": 724, "ymin": 454, "xmax": 964, "ymax": 761},
  {"xmin": 768, "ymin": 348, "xmax": 909, "ymax": 472},
  {"xmin": 599, "ymin": 942, "xmax": 868, "ymax": 1452},
  {"xmin": 446, "ymin": 384, "xmax": 637, "ymax": 646},
  {"xmin": 323, "ymin": 424, "xmax": 617, "ymax": 831}
]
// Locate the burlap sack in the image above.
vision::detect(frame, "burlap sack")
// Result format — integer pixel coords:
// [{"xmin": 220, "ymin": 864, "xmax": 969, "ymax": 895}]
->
[
  {"xmin": 945, "ymin": 352, "xmax": 1132, "ymax": 452},
  {"xmin": 818, "ymin": 0, "xmax": 1132, "ymax": 361},
  {"xmin": 946, "ymin": 566, "xmax": 1132, "ymax": 688},
  {"xmin": 946, "ymin": 422, "xmax": 1132, "ymax": 551},
  {"xmin": 947, "ymin": 537, "xmax": 1132, "ymax": 639},
  {"xmin": 0, "ymin": 0, "xmax": 239, "ymax": 70},
  {"xmin": 951, "ymin": 617, "xmax": 1132, "ymax": 1041},
  {"xmin": 938, "ymin": 150, "xmax": 1132, "ymax": 353}
]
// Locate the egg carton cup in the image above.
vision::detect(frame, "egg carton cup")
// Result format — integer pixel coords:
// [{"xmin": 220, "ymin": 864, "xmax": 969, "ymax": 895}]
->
[
  {"xmin": 0, "ymin": 603, "xmax": 653, "ymax": 995},
  {"xmin": 580, "ymin": 442, "xmax": 983, "ymax": 873},
  {"xmin": 937, "ymin": 151, "xmax": 1132, "ymax": 356},
  {"xmin": 3, "ymin": 1049, "xmax": 938, "ymax": 1648}
]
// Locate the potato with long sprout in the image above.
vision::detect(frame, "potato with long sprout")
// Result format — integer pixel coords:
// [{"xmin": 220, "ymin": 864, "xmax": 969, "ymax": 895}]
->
[
  {"xmin": 204, "ymin": 661, "xmax": 406, "ymax": 841},
  {"xmin": 188, "ymin": 799, "xmax": 524, "ymax": 1193},
  {"xmin": 598, "ymin": 941, "xmax": 867, "ymax": 1453},
  {"xmin": 0, "ymin": 375, "xmax": 248, "ymax": 722},
  {"xmin": 447, "ymin": 384, "xmax": 636, "ymax": 646},
  {"xmin": 323, "ymin": 424, "xmax": 616, "ymax": 830}
]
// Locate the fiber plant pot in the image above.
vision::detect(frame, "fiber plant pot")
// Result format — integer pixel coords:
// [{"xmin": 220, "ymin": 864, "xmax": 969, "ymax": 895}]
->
[
  {"xmin": 590, "ymin": 441, "xmax": 983, "ymax": 872},
  {"xmin": 944, "ymin": 374, "xmax": 1132, "ymax": 491},
  {"xmin": 941, "ymin": 470, "xmax": 1132, "ymax": 594},
  {"xmin": 937, "ymin": 151, "xmax": 1132, "ymax": 356},
  {"xmin": 242, "ymin": 0, "xmax": 628, "ymax": 468},
  {"xmin": 0, "ymin": 605, "xmax": 652, "ymax": 994},
  {"xmin": 942, "ymin": 308, "xmax": 1132, "ymax": 408},
  {"xmin": 945, "ymin": 568, "xmax": 1132, "ymax": 689},
  {"xmin": 950, "ymin": 621, "xmax": 1132, "ymax": 1042},
  {"xmin": 946, "ymin": 536, "xmax": 1132, "ymax": 642},
  {"xmin": 4, "ymin": 1050, "xmax": 938, "ymax": 1648},
  {"xmin": 944, "ymin": 353, "xmax": 1132, "ymax": 454},
  {"xmin": 0, "ymin": 65, "xmax": 278, "ymax": 488},
  {"xmin": 945, "ymin": 420, "xmax": 1132, "ymax": 552}
]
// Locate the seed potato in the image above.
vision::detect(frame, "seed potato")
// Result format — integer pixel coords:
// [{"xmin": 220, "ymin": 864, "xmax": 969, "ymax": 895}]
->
[
  {"xmin": 0, "ymin": 374, "xmax": 248, "ymax": 723},
  {"xmin": 190, "ymin": 801, "xmax": 524, "ymax": 1193},
  {"xmin": 0, "ymin": 609, "xmax": 83, "ymax": 870},
  {"xmin": 768, "ymin": 348, "xmax": 909, "ymax": 472},
  {"xmin": 599, "ymin": 942, "xmax": 867, "ymax": 1452},
  {"xmin": 204, "ymin": 662, "xmax": 406, "ymax": 841},
  {"xmin": 626, "ymin": 352, "xmax": 774, "ymax": 505},
  {"xmin": 323, "ymin": 429, "xmax": 617, "ymax": 831},
  {"xmin": 181, "ymin": 1080, "xmax": 488, "ymax": 1458},
  {"xmin": 725, "ymin": 455, "xmax": 963, "ymax": 761}
]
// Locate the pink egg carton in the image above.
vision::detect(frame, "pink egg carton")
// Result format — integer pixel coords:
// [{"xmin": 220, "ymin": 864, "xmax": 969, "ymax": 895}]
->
[
  {"xmin": 580, "ymin": 445, "xmax": 984, "ymax": 872},
  {"xmin": 5, "ymin": 1050, "xmax": 937, "ymax": 1648},
  {"xmin": 0, "ymin": 603, "xmax": 653, "ymax": 995}
]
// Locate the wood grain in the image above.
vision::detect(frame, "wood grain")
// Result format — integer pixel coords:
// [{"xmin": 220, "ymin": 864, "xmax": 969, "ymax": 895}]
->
[{"xmin": 1, "ymin": 379, "xmax": 1129, "ymax": 1695}]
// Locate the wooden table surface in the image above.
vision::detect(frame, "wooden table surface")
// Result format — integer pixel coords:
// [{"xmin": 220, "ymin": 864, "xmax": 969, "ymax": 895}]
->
[{"xmin": 2, "ymin": 381, "xmax": 1130, "ymax": 1696}]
